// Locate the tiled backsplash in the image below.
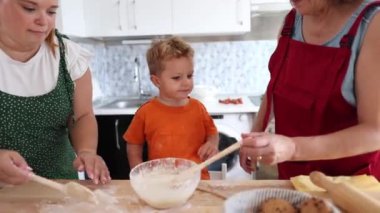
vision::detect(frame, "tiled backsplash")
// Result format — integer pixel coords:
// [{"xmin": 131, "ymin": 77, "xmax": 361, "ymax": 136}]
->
[{"xmin": 79, "ymin": 40, "xmax": 276, "ymax": 99}]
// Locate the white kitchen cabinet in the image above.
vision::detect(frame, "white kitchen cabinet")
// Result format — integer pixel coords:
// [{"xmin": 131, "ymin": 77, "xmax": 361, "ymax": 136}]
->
[
  {"xmin": 58, "ymin": 0, "xmax": 250, "ymax": 37},
  {"xmin": 57, "ymin": 0, "xmax": 122, "ymax": 37},
  {"xmin": 83, "ymin": 0, "xmax": 125, "ymax": 37},
  {"xmin": 58, "ymin": 0, "xmax": 171, "ymax": 37},
  {"xmin": 85, "ymin": 0, "xmax": 172, "ymax": 37},
  {"xmin": 172, "ymin": 0, "xmax": 251, "ymax": 35},
  {"xmin": 57, "ymin": 0, "xmax": 86, "ymax": 37},
  {"xmin": 123, "ymin": 0, "xmax": 172, "ymax": 36}
]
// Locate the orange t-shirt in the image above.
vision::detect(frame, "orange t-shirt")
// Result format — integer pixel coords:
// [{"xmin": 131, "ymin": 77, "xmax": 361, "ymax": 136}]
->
[{"xmin": 123, "ymin": 97, "xmax": 218, "ymax": 179}]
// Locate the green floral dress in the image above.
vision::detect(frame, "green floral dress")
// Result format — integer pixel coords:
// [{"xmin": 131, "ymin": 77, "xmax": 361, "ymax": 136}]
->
[{"xmin": 0, "ymin": 31, "xmax": 77, "ymax": 179}]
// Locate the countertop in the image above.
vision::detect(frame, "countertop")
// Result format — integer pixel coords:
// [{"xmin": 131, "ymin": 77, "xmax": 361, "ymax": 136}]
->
[
  {"xmin": 94, "ymin": 95, "xmax": 260, "ymax": 116},
  {"xmin": 3, "ymin": 179, "xmax": 380, "ymax": 212},
  {"xmin": 0, "ymin": 179, "xmax": 291, "ymax": 212}
]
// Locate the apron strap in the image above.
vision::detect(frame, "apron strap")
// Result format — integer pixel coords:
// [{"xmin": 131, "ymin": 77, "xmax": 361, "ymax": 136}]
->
[
  {"xmin": 55, "ymin": 29, "xmax": 75, "ymax": 124},
  {"xmin": 281, "ymin": 9, "xmax": 297, "ymax": 37},
  {"xmin": 340, "ymin": 1, "xmax": 380, "ymax": 48},
  {"xmin": 263, "ymin": 9, "xmax": 296, "ymax": 130}
]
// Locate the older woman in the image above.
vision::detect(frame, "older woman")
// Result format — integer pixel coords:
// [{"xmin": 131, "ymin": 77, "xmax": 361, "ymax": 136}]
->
[
  {"xmin": 240, "ymin": 0, "xmax": 380, "ymax": 179},
  {"xmin": 0, "ymin": 0, "xmax": 110, "ymax": 185}
]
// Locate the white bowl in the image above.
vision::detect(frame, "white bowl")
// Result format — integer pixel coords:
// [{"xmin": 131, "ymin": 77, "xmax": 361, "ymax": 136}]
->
[
  {"xmin": 130, "ymin": 158, "xmax": 200, "ymax": 209},
  {"xmin": 224, "ymin": 188, "xmax": 341, "ymax": 213}
]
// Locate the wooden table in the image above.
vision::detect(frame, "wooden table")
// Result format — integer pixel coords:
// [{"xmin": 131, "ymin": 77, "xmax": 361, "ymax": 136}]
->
[{"xmin": 0, "ymin": 179, "xmax": 293, "ymax": 212}]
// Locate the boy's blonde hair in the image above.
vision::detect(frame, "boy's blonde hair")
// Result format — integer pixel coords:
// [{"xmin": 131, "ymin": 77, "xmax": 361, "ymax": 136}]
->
[{"xmin": 146, "ymin": 36, "xmax": 194, "ymax": 75}]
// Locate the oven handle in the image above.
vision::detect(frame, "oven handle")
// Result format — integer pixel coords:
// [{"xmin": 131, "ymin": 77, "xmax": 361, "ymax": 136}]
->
[
  {"xmin": 114, "ymin": 119, "xmax": 121, "ymax": 150},
  {"xmin": 211, "ymin": 114, "xmax": 224, "ymax": 119}
]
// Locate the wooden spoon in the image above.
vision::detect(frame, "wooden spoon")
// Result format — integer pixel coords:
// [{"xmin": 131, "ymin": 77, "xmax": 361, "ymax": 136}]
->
[
  {"xmin": 309, "ymin": 171, "xmax": 380, "ymax": 213},
  {"xmin": 30, "ymin": 174, "xmax": 98, "ymax": 204},
  {"xmin": 176, "ymin": 141, "xmax": 242, "ymax": 180}
]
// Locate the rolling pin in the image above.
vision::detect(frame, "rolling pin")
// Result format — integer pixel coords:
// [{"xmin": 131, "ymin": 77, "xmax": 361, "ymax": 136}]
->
[{"xmin": 309, "ymin": 171, "xmax": 380, "ymax": 213}]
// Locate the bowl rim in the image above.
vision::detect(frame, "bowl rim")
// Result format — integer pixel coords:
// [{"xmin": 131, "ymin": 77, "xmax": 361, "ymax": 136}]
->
[
  {"xmin": 129, "ymin": 157, "xmax": 199, "ymax": 178},
  {"xmin": 224, "ymin": 187, "xmax": 341, "ymax": 213}
]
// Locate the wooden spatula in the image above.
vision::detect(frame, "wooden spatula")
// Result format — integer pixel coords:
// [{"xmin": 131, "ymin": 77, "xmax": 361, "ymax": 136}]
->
[
  {"xmin": 30, "ymin": 174, "xmax": 98, "ymax": 204},
  {"xmin": 309, "ymin": 171, "xmax": 380, "ymax": 213}
]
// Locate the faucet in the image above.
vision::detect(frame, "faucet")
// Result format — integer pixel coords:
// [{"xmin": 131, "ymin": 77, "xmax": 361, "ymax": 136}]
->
[{"xmin": 133, "ymin": 57, "xmax": 150, "ymax": 99}]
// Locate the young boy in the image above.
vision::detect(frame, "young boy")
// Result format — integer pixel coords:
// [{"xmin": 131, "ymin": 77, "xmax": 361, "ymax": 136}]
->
[{"xmin": 123, "ymin": 37, "xmax": 219, "ymax": 179}]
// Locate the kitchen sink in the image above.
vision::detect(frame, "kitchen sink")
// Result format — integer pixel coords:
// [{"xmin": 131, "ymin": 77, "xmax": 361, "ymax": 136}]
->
[{"xmin": 95, "ymin": 96, "xmax": 151, "ymax": 109}]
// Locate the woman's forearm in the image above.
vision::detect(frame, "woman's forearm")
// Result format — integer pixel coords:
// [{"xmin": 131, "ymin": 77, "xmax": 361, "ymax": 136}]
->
[
  {"xmin": 293, "ymin": 123, "xmax": 380, "ymax": 161},
  {"xmin": 69, "ymin": 112, "xmax": 98, "ymax": 154},
  {"xmin": 69, "ymin": 70, "xmax": 98, "ymax": 155},
  {"xmin": 251, "ymin": 94, "xmax": 268, "ymax": 132}
]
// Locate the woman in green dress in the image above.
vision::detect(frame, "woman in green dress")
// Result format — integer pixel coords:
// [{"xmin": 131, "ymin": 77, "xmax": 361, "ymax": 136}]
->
[{"xmin": 0, "ymin": 0, "xmax": 110, "ymax": 185}]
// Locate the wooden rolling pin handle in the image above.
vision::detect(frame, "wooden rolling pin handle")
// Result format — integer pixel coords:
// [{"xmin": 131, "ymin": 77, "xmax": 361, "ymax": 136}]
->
[
  {"xmin": 309, "ymin": 171, "xmax": 335, "ymax": 189},
  {"xmin": 310, "ymin": 171, "xmax": 380, "ymax": 213}
]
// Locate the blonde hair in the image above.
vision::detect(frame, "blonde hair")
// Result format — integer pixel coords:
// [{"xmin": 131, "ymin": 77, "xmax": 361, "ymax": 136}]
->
[
  {"xmin": 146, "ymin": 36, "xmax": 194, "ymax": 75},
  {"xmin": 45, "ymin": 29, "xmax": 57, "ymax": 56}
]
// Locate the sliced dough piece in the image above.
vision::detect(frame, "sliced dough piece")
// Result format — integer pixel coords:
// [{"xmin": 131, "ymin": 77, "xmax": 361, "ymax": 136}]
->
[{"xmin": 291, "ymin": 174, "xmax": 380, "ymax": 192}]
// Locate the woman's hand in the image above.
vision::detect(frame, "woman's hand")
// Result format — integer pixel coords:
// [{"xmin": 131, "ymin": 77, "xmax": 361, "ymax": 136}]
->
[
  {"xmin": 0, "ymin": 150, "xmax": 31, "ymax": 185},
  {"xmin": 73, "ymin": 151, "xmax": 111, "ymax": 184},
  {"xmin": 239, "ymin": 132, "xmax": 296, "ymax": 173}
]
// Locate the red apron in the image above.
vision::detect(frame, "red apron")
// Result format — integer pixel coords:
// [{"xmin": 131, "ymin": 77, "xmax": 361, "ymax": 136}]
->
[{"xmin": 264, "ymin": 1, "xmax": 380, "ymax": 180}]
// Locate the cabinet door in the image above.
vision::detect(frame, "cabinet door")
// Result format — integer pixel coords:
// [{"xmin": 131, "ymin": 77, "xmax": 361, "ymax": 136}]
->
[
  {"xmin": 68, "ymin": 0, "xmax": 171, "ymax": 37},
  {"xmin": 83, "ymin": 0, "xmax": 128, "ymax": 37},
  {"xmin": 96, "ymin": 115, "xmax": 132, "ymax": 179},
  {"xmin": 59, "ymin": 0, "xmax": 125, "ymax": 37},
  {"xmin": 96, "ymin": 115, "xmax": 148, "ymax": 179},
  {"xmin": 124, "ymin": 0, "xmax": 172, "ymax": 36},
  {"xmin": 57, "ymin": 0, "xmax": 86, "ymax": 37},
  {"xmin": 172, "ymin": 0, "xmax": 251, "ymax": 35}
]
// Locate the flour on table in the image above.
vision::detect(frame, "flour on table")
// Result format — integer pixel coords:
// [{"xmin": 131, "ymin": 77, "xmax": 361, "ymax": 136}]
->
[{"xmin": 39, "ymin": 189, "xmax": 121, "ymax": 213}]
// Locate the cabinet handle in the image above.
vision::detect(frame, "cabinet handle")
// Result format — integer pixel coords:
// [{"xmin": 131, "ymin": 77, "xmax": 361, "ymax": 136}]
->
[
  {"xmin": 128, "ymin": 0, "xmax": 137, "ymax": 30},
  {"xmin": 117, "ymin": 0, "xmax": 122, "ymax": 30},
  {"xmin": 236, "ymin": 0, "xmax": 243, "ymax": 25},
  {"xmin": 114, "ymin": 119, "xmax": 121, "ymax": 150}
]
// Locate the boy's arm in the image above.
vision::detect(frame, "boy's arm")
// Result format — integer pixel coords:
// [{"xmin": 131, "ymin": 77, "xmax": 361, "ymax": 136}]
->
[
  {"xmin": 197, "ymin": 100, "xmax": 220, "ymax": 160},
  {"xmin": 123, "ymin": 111, "xmax": 145, "ymax": 169},
  {"xmin": 127, "ymin": 143, "xmax": 143, "ymax": 169},
  {"xmin": 206, "ymin": 134, "xmax": 219, "ymax": 146}
]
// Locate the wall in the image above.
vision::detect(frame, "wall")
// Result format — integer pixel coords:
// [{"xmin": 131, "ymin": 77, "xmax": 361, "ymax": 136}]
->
[{"xmin": 80, "ymin": 39, "xmax": 277, "ymax": 99}]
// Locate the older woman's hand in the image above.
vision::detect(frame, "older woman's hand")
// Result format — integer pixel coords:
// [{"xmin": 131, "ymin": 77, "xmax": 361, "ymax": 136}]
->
[
  {"xmin": 73, "ymin": 151, "xmax": 111, "ymax": 184},
  {"xmin": 239, "ymin": 132, "xmax": 296, "ymax": 173}
]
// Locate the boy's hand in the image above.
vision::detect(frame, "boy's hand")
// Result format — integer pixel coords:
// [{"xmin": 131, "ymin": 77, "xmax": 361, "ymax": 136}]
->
[{"xmin": 198, "ymin": 141, "xmax": 219, "ymax": 161}]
